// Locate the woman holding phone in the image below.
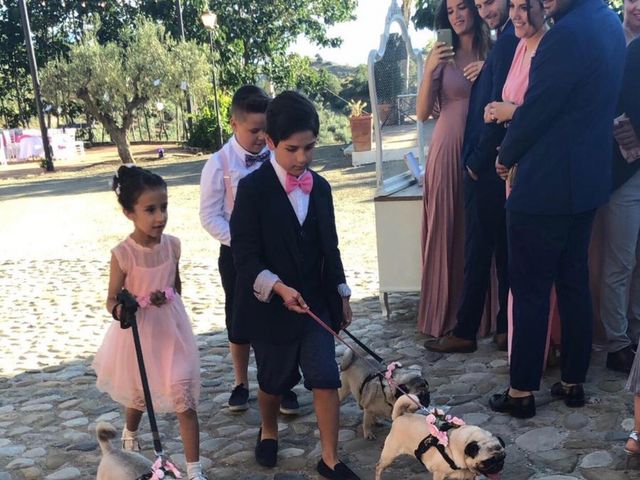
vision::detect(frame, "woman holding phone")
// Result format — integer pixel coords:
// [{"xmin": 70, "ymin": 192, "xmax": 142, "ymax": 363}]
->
[{"xmin": 416, "ymin": 0, "xmax": 489, "ymax": 337}]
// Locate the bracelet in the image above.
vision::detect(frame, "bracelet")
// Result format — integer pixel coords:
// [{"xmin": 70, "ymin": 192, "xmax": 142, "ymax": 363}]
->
[{"xmin": 111, "ymin": 303, "xmax": 120, "ymax": 321}]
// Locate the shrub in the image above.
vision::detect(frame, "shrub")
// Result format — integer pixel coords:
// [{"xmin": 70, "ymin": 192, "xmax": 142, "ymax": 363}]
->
[{"xmin": 188, "ymin": 93, "xmax": 233, "ymax": 151}]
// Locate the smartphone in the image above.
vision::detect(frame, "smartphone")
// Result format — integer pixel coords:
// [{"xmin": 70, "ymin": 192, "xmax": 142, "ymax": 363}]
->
[{"xmin": 436, "ymin": 28, "xmax": 453, "ymax": 48}]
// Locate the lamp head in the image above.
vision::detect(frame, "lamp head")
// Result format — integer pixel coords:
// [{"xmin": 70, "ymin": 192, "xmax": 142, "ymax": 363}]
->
[{"xmin": 201, "ymin": 11, "xmax": 217, "ymax": 30}]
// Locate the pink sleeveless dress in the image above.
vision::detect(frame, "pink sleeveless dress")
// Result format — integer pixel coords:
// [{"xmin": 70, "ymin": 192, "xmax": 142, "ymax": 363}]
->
[{"xmin": 93, "ymin": 234, "xmax": 200, "ymax": 413}]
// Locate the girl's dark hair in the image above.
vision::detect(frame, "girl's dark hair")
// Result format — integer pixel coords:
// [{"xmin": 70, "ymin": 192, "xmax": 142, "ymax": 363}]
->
[
  {"xmin": 112, "ymin": 165, "xmax": 166, "ymax": 211},
  {"xmin": 266, "ymin": 91, "xmax": 319, "ymax": 146},
  {"xmin": 435, "ymin": 0, "xmax": 491, "ymax": 60}
]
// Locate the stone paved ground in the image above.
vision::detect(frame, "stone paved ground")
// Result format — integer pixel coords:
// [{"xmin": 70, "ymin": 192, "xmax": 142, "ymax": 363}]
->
[{"xmin": 1, "ymin": 152, "xmax": 639, "ymax": 480}]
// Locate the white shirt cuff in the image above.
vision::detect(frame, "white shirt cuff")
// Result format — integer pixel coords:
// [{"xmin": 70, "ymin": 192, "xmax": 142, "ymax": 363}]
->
[
  {"xmin": 254, "ymin": 270, "xmax": 280, "ymax": 303},
  {"xmin": 337, "ymin": 283, "xmax": 351, "ymax": 298}
]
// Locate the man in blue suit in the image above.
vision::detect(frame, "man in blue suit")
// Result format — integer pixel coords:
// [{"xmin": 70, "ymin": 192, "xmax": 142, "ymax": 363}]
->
[
  {"xmin": 489, "ymin": 0, "xmax": 626, "ymax": 418},
  {"xmin": 425, "ymin": 0, "xmax": 518, "ymax": 354}
]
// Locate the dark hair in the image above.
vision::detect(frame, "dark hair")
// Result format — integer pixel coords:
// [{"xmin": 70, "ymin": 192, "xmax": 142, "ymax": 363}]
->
[
  {"xmin": 522, "ymin": 0, "xmax": 545, "ymax": 28},
  {"xmin": 112, "ymin": 165, "xmax": 167, "ymax": 211},
  {"xmin": 231, "ymin": 85, "xmax": 271, "ymax": 118},
  {"xmin": 435, "ymin": 0, "xmax": 491, "ymax": 60},
  {"xmin": 265, "ymin": 91, "xmax": 319, "ymax": 146}
]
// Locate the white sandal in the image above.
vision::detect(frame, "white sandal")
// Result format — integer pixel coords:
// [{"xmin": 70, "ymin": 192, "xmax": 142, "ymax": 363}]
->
[{"xmin": 625, "ymin": 431, "xmax": 640, "ymax": 456}]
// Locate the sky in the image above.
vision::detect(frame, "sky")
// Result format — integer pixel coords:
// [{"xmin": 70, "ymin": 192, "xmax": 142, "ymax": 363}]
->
[{"xmin": 290, "ymin": 0, "xmax": 433, "ymax": 67}]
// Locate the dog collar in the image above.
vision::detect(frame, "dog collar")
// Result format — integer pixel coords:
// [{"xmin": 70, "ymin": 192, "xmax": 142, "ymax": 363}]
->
[{"xmin": 414, "ymin": 435, "xmax": 460, "ymax": 471}]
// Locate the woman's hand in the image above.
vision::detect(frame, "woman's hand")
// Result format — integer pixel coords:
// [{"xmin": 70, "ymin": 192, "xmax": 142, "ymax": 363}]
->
[
  {"xmin": 614, "ymin": 119, "xmax": 640, "ymax": 150},
  {"xmin": 341, "ymin": 297, "xmax": 353, "ymax": 330},
  {"xmin": 463, "ymin": 61, "xmax": 484, "ymax": 83},
  {"xmin": 273, "ymin": 282, "xmax": 308, "ymax": 314},
  {"xmin": 484, "ymin": 101, "xmax": 517, "ymax": 124},
  {"xmin": 424, "ymin": 42, "xmax": 454, "ymax": 75},
  {"xmin": 495, "ymin": 157, "xmax": 509, "ymax": 181}
]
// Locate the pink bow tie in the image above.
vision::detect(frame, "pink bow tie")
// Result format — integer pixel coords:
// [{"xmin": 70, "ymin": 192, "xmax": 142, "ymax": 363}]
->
[{"xmin": 285, "ymin": 171, "xmax": 313, "ymax": 194}]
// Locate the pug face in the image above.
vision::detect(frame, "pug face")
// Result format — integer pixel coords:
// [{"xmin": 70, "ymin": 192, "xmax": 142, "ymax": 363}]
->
[
  {"xmin": 389, "ymin": 366, "xmax": 430, "ymax": 408},
  {"xmin": 462, "ymin": 429, "xmax": 506, "ymax": 478}
]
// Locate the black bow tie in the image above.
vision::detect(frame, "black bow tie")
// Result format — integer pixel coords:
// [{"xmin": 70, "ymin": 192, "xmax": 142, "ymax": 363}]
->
[{"xmin": 245, "ymin": 150, "xmax": 270, "ymax": 168}]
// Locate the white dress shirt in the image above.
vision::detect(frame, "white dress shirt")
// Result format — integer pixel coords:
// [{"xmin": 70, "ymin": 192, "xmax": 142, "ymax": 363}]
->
[{"xmin": 199, "ymin": 136, "xmax": 267, "ymax": 246}]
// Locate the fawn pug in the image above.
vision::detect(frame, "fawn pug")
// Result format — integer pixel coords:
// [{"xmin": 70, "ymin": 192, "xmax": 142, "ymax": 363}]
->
[
  {"xmin": 375, "ymin": 395, "xmax": 506, "ymax": 480},
  {"xmin": 338, "ymin": 348, "xmax": 430, "ymax": 439},
  {"xmin": 96, "ymin": 422, "xmax": 153, "ymax": 480}
]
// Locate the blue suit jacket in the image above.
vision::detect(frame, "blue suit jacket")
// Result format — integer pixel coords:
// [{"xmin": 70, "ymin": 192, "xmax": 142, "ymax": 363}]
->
[
  {"xmin": 499, "ymin": 0, "xmax": 626, "ymax": 214},
  {"xmin": 462, "ymin": 21, "xmax": 519, "ymax": 176}
]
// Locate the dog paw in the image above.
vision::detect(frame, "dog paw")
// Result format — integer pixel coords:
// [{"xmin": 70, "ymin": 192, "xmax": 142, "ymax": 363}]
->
[{"xmin": 364, "ymin": 431, "xmax": 377, "ymax": 440}]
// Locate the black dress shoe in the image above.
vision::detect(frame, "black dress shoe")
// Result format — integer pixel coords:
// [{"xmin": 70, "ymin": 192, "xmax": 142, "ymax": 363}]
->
[
  {"xmin": 317, "ymin": 459, "xmax": 360, "ymax": 480},
  {"xmin": 550, "ymin": 382, "xmax": 585, "ymax": 407},
  {"xmin": 489, "ymin": 389, "xmax": 536, "ymax": 418},
  {"xmin": 255, "ymin": 428, "xmax": 278, "ymax": 468},
  {"xmin": 606, "ymin": 345, "xmax": 635, "ymax": 374}
]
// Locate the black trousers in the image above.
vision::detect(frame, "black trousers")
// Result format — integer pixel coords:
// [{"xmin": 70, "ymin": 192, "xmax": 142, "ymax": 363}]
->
[
  {"xmin": 508, "ymin": 210, "xmax": 596, "ymax": 391},
  {"xmin": 219, "ymin": 244, "xmax": 248, "ymax": 345},
  {"xmin": 454, "ymin": 172, "xmax": 509, "ymax": 340}
]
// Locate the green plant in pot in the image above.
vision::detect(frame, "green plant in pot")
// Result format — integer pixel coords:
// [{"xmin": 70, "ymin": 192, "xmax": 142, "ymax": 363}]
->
[{"xmin": 347, "ymin": 100, "xmax": 372, "ymax": 152}]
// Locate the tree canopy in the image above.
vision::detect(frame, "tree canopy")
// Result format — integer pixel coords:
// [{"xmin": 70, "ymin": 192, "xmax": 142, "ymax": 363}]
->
[{"xmin": 41, "ymin": 17, "xmax": 211, "ymax": 163}]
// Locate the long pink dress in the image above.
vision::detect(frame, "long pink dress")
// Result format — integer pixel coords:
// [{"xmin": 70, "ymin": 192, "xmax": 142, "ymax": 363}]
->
[
  {"xmin": 93, "ymin": 234, "xmax": 200, "ymax": 413},
  {"xmin": 418, "ymin": 62, "xmax": 483, "ymax": 337},
  {"xmin": 503, "ymin": 39, "xmax": 561, "ymax": 367}
]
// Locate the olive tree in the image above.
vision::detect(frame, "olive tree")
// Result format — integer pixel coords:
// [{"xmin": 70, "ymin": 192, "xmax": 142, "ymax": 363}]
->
[{"xmin": 41, "ymin": 17, "xmax": 210, "ymax": 163}]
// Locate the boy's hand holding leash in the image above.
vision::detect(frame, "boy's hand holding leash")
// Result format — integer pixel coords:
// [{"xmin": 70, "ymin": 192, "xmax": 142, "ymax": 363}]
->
[{"xmin": 275, "ymin": 281, "xmax": 353, "ymax": 329}]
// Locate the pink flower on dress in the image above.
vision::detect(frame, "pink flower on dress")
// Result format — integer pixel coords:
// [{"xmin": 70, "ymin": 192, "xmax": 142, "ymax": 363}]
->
[{"xmin": 136, "ymin": 287, "xmax": 176, "ymax": 309}]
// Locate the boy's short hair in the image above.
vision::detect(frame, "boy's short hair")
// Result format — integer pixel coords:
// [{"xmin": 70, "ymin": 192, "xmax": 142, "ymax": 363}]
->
[
  {"xmin": 231, "ymin": 85, "xmax": 271, "ymax": 118},
  {"xmin": 266, "ymin": 91, "xmax": 320, "ymax": 146}
]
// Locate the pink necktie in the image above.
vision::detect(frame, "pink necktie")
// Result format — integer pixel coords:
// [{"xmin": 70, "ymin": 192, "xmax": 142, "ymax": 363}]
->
[{"xmin": 285, "ymin": 171, "xmax": 313, "ymax": 194}]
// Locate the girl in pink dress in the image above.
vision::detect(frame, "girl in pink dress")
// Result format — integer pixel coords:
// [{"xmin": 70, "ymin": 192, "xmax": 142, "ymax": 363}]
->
[
  {"xmin": 484, "ymin": 0, "xmax": 556, "ymax": 369},
  {"xmin": 92, "ymin": 165, "xmax": 205, "ymax": 480}
]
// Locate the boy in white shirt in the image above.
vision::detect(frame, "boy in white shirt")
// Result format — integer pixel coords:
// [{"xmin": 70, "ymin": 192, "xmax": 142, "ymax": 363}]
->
[{"xmin": 199, "ymin": 85, "xmax": 299, "ymax": 414}]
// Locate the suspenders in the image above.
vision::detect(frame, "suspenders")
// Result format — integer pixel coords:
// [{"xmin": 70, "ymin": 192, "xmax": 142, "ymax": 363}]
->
[{"xmin": 218, "ymin": 147, "xmax": 235, "ymax": 212}]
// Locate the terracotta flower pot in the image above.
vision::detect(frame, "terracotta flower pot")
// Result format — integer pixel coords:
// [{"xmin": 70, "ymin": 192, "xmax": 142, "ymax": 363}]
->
[{"xmin": 349, "ymin": 114, "xmax": 372, "ymax": 152}]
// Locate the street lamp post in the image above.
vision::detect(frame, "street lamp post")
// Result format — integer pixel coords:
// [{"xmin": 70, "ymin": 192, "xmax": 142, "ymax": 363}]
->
[
  {"xmin": 18, "ymin": 0, "xmax": 54, "ymax": 172},
  {"xmin": 201, "ymin": 11, "xmax": 224, "ymax": 149},
  {"xmin": 175, "ymin": 0, "xmax": 193, "ymax": 134}
]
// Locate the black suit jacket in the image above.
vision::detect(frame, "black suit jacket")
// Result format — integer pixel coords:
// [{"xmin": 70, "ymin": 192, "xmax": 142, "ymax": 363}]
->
[{"xmin": 229, "ymin": 160, "xmax": 346, "ymax": 344}]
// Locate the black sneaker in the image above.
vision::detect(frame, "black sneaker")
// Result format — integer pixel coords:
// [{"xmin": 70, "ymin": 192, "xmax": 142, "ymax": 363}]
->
[
  {"xmin": 279, "ymin": 390, "xmax": 300, "ymax": 415},
  {"xmin": 228, "ymin": 383, "xmax": 249, "ymax": 412},
  {"xmin": 317, "ymin": 459, "xmax": 360, "ymax": 480},
  {"xmin": 550, "ymin": 382, "xmax": 585, "ymax": 407}
]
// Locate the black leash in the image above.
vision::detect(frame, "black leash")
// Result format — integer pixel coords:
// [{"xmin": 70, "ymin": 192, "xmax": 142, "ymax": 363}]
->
[
  {"xmin": 116, "ymin": 289, "xmax": 180, "ymax": 479},
  {"xmin": 342, "ymin": 327, "xmax": 385, "ymax": 364}
]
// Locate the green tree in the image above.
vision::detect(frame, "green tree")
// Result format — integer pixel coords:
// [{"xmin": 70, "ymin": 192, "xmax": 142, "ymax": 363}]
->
[{"xmin": 41, "ymin": 17, "xmax": 211, "ymax": 163}]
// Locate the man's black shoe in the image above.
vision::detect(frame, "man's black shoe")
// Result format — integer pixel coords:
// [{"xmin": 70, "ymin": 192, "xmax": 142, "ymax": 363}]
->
[
  {"xmin": 489, "ymin": 389, "xmax": 536, "ymax": 418},
  {"xmin": 606, "ymin": 345, "xmax": 635, "ymax": 374},
  {"xmin": 317, "ymin": 459, "xmax": 360, "ymax": 480},
  {"xmin": 255, "ymin": 428, "xmax": 277, "ymax": 468},
  {"xmin": 550, "ymin": 382, "xmax": 585, "ymax": 407},
  {"xmin": 279, "ymin": 390, "xmax": 300, "ymax": 415}
]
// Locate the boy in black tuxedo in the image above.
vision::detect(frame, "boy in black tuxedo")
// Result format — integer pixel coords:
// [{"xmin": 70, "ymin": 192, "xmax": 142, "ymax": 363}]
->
[{"xmin": 230, "ymin": 91, "xmax": 359, "ymax": 479}]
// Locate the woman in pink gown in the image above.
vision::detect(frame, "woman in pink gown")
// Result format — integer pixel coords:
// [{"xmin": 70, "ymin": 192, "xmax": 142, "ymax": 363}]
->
[
  {"xmin": 416, "ymin": 0, "xmax": 490, "ymax": 337},
  {"xmin": 484, "ymin": 0, "xmax": 555, "ymax": 367}
]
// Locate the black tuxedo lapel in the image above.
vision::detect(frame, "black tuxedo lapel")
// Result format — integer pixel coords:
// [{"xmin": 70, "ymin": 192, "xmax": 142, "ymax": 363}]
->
[{"xmin": 261, "ymin": 161, "xmax": 303, "ymax": 273}]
